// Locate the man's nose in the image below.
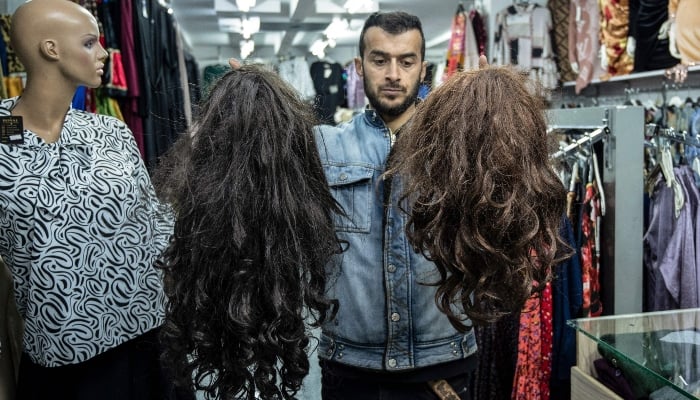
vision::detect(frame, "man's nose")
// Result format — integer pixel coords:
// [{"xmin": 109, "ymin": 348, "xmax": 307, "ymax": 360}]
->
[{"xmin": 386, "ymin": 60, "xmax": 400, "ymax": 81}]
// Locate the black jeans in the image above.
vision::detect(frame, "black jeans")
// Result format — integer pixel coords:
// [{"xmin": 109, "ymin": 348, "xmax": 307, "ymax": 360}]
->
[{"xmin": 321, "ymin": 367, "xmax": 472, "ymax": 400}]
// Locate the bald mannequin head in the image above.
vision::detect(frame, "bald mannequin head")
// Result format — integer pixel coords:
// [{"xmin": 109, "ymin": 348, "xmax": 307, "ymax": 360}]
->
[{"xmin": 10, "ymin": 0, "xmax": 107, "ymax": 87}]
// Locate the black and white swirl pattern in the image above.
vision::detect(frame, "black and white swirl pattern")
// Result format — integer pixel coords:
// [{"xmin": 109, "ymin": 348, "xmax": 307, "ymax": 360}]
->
[{"xmin": 0, "ymin": 97, "xmax": 174, "ymax": 367}]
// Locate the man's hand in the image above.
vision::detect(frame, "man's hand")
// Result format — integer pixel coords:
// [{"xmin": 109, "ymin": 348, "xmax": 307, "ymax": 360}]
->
[
  {"xmin": 228, "ymin": 58, "xmax": 241, "ymax": 69},
  {"xmin": 478, "ymin": 54, "xmax": 489, "ymax": 69}
]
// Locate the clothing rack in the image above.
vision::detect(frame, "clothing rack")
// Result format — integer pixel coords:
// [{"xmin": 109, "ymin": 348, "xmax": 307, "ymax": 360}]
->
[
  {"xmin": 550, "ymin": 127, "xmax": 608, "ymax": 160},
  {"xmin": 647, "ymin": 124, "xmax": 700, "ymax": 148},
  {"xmin": 548, "ymin": 106, "xmax": 645, "ymax": 315}
]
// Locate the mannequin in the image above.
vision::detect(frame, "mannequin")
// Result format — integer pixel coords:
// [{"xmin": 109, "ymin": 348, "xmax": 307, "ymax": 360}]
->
[
  {"xmin": 663, "ymin": 0, "xmax": 700, "ymax": 83},
  {"xmin": 153, "ymin": 65, "xmax": 342, "ymax": 400},
  {"xmin": 385, "ymin": 66, "xmax": 569, "ymax": 329},
  {"xmin": 2, "ymin": 1, "xmax": 178, "ymax": 398}
]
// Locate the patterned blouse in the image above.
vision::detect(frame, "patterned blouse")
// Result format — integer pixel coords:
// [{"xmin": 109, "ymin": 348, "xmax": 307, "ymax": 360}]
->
[{"xmin": 0, "ymin": 97, "xmax": 174, "ymax": 367}]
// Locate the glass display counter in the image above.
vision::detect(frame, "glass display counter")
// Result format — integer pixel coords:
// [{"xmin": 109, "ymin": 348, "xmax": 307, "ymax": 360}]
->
[{"xmin": 569, "ymin": 308, "xmax": 700, "ymax": 399}]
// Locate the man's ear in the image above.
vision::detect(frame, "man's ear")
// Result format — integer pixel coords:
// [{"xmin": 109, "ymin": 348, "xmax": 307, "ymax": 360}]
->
[
  {"xmin": 354, "ymin": 56, "xmax": 363, "ymax": 77},
  {"xmin": 40, "ymin": 39, "xmax": 59, "ymax": 61}
]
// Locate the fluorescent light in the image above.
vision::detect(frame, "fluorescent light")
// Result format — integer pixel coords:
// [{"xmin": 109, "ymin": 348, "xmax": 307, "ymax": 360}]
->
[
  {"xmin": 343, "ymin": 0, "xmax": 377, "ymax": 14},
  {"xmin": 324, "ymin": 17, "xmax": 350, "ymax": 40},
  {"xmin": 310, "ymin": 39, "xmax": 328, "ymax": 58},
  {"xmin": 240, "ymin": 39, "xmax": 255, "ymax": 59},
  {"xmin": 236, "ymin": 0, "xmax": 256, "ymax": 12}
]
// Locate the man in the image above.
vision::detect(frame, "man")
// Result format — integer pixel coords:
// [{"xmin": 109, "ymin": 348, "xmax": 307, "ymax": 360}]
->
[{"xmin": 313, "ymin": 11, "xmax": 486, "ymax": 399}]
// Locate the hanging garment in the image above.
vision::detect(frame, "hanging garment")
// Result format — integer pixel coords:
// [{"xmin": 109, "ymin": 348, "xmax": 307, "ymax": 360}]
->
[
  {"xmin": 493, "ymin": 4, "xmax": 559, "ymax": 89},
  {"xmin": 469, "ymin": 9, "xmax": 488, "ymax": 58},
  {"xmin": 630, "ymin": 0, "xmax": 679, "ymax": 72},
  {"xmin": 0, "ymin": 15, "xmax": 25, "ymax": 74},
  {"xmin": 512, "ymin": 282, "xmax": 553, "ymax": 400},
  {"xmin": 310, "ymin": 60, "xmax": 346, "ymax": 125},
  {"xmin": 569, "ymin": 0, "xmax": 605, "ymax": 94},
  {"xmin": 550, "ymin": 0, "xmax": 577, "ymax": 83},
  {"xmin": 444, "ymin": 5, "xmax": 468, "ymax": 80},
  {"xmin": 119, "ymin": 0, "xmax": 145, "ymax": 158},
  {"xmin": 472, "ymin": 313, "xmax": 520, "ymax": 400},
  {"xmin": 278, "ymin": 57, "xmax": 316, "ymax": 101},
  {"xmin": 599, "ymin": 0, "xmax": 634, "ymax": 78},
  {"xmin": 345, "ymin": 62, "xmax": 367, "ymax": 110},
  {"xmin": 551, "ymin": 217, "xmax": 583, "ymax": 398},
  {"xmin": 644, "ymin": 167, "xmax": 697, "ymax": 310},
  {"xmin": 581, "ymin": 181, "xmax": 603, "ymax": 317}
]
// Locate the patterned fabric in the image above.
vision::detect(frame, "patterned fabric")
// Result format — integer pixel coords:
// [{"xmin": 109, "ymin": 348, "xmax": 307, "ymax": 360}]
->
[
  {"xmin": 0, "ymin": 15, "xmax": 25, "ymax": 74},
  {"xmin": 581, "ymin": 182, "xmax": 603, "ymax": 317},
  {"xmin": 493, "ymin": 4, "xmax": 559, "ymax": 89},
  {"xmin": 599, "ymin": 0, "xmax": 634, "ymax": 78},
  {"xmin": 569, "ymin": 0, "xmax": 604, "ymax": 94},
  {"xmin": 512, "ymin": 282, "xmax": 553, "ymax": 400},
  {"xmin": 549, "ymin": 0, "xmax": 577, "ymax": 83},
  {"xmin": 0, "ymin": 97, "xmax": 174, "ymax": 367},
  {"xmin": 444, "ymin": 5, "xmax": 468, "ymax": 80},
  {"xmin": 470, "ymin": 9, "xmax": 488, "ymax": 58}
]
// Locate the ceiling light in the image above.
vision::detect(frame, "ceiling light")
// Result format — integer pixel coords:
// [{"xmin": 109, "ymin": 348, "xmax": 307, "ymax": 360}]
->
[
  {"xmin": 323, "ymin": 17, "xmax": 350, "ymax": 40},
  {"xmin": 240, "ymin": 39, "xmax": 255, "ymax": 59},
  {"xmin": 241, "ymin": 16, "xmax": 260, "ymax": 39},
  {"xmin": 310, "ymin": 39, "xmax": 328, "ymax": 59},
  {"xmin": 236, "ymin": 0, "xmax": 256, "ymax": 12},
  {"xmin": 343, "ymin": 0, "xmax": 378, "ymax": 14}
]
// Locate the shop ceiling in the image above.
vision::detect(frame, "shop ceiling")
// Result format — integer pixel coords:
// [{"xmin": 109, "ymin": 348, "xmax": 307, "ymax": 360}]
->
[{"xmin": 170, "ymin": 0, "xmax": 464, "ymax": 66}]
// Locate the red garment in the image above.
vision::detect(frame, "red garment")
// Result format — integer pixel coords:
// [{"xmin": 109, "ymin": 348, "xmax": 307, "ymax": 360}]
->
[
  {"xmin": 512, "ymin": 282, "xmax": 553, "ymax": 400},
  {"xmin": 581, "ymin": 182, "xmax": 603, "ymax": 317},
  {"xmin": 444, "ymin": 5, "xmax": 467, "ymax": 80}
]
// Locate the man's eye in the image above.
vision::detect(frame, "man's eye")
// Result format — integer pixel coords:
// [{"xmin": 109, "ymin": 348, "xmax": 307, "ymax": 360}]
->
[{"xmin": 373, "ymin": 59, "xmax": 386, "ymax": 65}]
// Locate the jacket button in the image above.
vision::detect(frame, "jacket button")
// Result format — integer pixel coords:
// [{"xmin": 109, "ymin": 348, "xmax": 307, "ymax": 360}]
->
[
  {"xmin": 387, "ymin": 264, "xmax": 396, "ymax": 273},
  {"xmin": 391, "ymin": 312, "xmax": 400, "ymax": 322},
  {"xmin": 339, "ymin": 173, "xmax": 348, "ymax": 181},
  {"xmin": 388, "ymin": 358, "xmax": 397, "ymax": 368}
]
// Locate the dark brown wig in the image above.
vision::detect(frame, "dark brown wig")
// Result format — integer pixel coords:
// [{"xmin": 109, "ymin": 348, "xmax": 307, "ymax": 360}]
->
[
  {"xmin": 154, "ymin": 65, "xmax": 341, "ymax": 399},
  {"xmin": 386, "ymin": 66, "xmax": 569, "ymax": 330}
]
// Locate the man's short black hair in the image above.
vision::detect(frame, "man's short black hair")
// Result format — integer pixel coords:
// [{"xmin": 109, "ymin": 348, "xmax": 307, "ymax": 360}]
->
[{"xmin": 358, "ymin": 11, "xmax": 425, "ymax": 61}]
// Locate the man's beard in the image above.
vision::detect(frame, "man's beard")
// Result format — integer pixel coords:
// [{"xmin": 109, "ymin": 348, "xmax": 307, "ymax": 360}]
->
[{"xmin": 364, "ymin": 76, "xmax": 421, "ymax": 117}]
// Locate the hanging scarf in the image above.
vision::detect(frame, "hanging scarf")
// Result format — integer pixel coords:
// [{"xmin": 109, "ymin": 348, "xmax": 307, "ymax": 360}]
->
[{"xmin": 444, "ymin": 4, "xmax": 467, "ymax": 81}]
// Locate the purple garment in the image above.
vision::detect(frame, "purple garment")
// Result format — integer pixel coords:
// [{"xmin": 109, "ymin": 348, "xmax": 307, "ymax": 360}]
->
[
  {"xmin": 673, "ymin": 167, "xmax": 700, "ymax": 308},
  {"xmin": 345, "ymin": 62, "xmax": 366, "ymax": 110},
  {"xmin": 644, "ymin": 167, "xmax": 698, "ymax": 310}
]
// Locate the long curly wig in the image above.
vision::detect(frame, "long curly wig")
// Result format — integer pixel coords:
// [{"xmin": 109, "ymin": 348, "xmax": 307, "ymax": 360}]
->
[
  {"xmin": 386, "ymin": 66, "xmax": 570, "ymax": 330},
  {"xmin": 153, "ymin": 65, "xmax": 342, "ymax": 399}
]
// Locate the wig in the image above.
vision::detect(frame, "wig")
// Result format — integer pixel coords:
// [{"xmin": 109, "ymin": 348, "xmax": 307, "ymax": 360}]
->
[
  {"xmin": 386, "ymin": 66, "xmax": 570, "ymax": 330},
  {"xmin": 154, "ymin": 65, "xmax": 341, "ymax": 399}
]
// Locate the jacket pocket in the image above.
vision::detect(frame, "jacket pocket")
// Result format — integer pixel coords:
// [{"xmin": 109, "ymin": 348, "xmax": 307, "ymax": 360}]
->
[{"xmin": 325, "ymin": 165, "xmax": 373, "ymax": 233}]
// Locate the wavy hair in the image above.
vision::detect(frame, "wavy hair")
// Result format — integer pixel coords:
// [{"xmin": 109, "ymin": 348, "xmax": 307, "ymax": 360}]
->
[
  {"xmin": 154, "ymin": 65, "xmax": 341, "ymax": 399},
  {"xmin": 386, "ymin": 66, "xmax": 570, "ymax": 329}
]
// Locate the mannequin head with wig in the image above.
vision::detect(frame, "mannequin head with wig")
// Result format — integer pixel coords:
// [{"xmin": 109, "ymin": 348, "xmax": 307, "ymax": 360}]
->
[
  {"xmin": 154, "ymin": 65, "xmax": 341, "ymax": 399},
  {"xmin": 386, "ymin": 66, "xmax": 570, "ymax": 330}
]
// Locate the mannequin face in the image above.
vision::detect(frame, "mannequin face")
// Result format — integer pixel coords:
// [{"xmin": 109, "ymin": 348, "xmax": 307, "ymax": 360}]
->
[
  {"xmin": 10, "ymin": 0, "xmax": 108, "ymax": 89},
  {"xmin": 56, "ymin": 13, "xmax": 108, "ymax": 88}
]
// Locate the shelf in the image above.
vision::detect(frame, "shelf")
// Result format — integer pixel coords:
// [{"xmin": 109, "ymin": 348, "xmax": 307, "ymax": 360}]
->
[
  {"xmin": 562, "ymin": 65, "xmax": 700, "ymax": 87},
  {"xmin": 569, "ymin": 308, "xmax": 700, "ymax": 399}
]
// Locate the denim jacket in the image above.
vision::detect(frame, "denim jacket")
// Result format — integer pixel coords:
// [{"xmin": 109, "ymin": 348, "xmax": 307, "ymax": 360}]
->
[{"xmin": 314, "ymin": 109, "xmax": 477, "ymax": 372}]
